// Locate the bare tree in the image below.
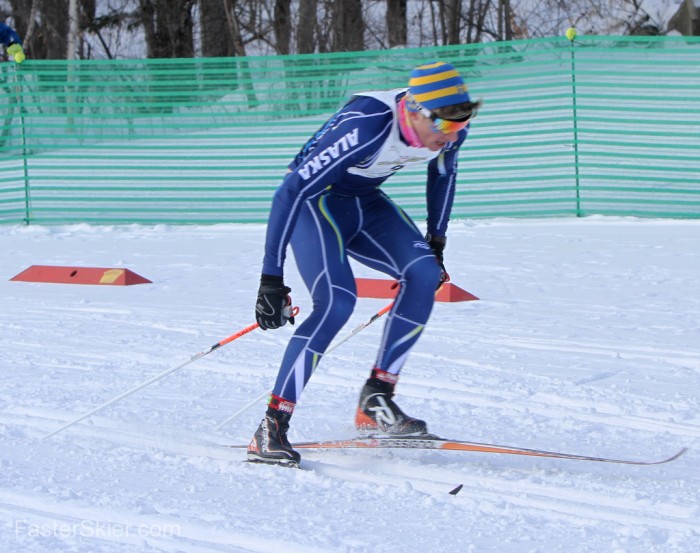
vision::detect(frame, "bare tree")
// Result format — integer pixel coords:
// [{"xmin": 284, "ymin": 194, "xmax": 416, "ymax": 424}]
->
[
  {"xmin": 296, "ymin": 0, "xmax": 317, "ymax": 53},
  {"xmin": 221, "ymin": 0, "xmax": 259, "ymax": 105},
  {"xmin": 464, "ymin": 0, "xmax": 493, "ymax": 42},
  {"xmin": 498, "ymin": 0, "xmax": 513, "ymax": 40},
  {"xmin": 67, "ymin": 0, "xmax": 80, "ymax": 59},
  {"xmin": 510, "ymin": 0, "xmax": 666, "ymax": 38},
  {"xmin": 331, "ymin": 0, "xmax": 363, "ymax": 52},
  {"xmin": 273, "ymin": 0, "xmax": 291, "ymax": 54},
  {"xmin": 386, "ymin": 0, "xmax": 407, "ymax": 47},
  {"xmin": 137, "ymin": 0, "xmax": 196, "ymax": 58},
  {"xmin": 445, "ymin": 0, "xmax": 463, "ymax": 45},
  {"xmin": 222, "ymin": 0, "xmax": 248, "ymax": 57},
  {"xmin": 8, "ymin": 0, "xmax": 70, "ymax": 59},
  {"xmin": 0, "ymin": 0, "xmax": 677, "ymax": 60},
  {"xmin": 199, "ymin": 0, "xmax": 234, "ymax": 57}
]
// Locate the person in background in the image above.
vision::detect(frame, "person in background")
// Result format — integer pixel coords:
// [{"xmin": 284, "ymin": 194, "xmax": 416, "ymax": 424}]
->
[
  {"xmin": 1, "ymin": 21, "xmax": 25, "ymax": 63},
  {"xmin": 247, "ymin": 61, "xmax": 480, "ymax": 466}
]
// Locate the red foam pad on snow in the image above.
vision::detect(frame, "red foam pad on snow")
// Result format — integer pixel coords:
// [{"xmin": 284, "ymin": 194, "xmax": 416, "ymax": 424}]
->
[
  {"xmin": 355, "ymin": 278, "xmax": 478, "ymax": 302},
  {"xmin": 10, "ymin": 265, "xmax": 152, "ymax": 286}
]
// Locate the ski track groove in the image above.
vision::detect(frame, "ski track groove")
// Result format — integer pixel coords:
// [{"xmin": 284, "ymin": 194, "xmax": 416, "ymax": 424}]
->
[
  {"xmin": 0, "ymin": 493, "xmax": 326, "ymax": 553},
  {"xmin": 482, "ymin": 336, "xmax": 700, "ymax": 370},
  {"xmin": 4, "ymin": 410, "xmax": 698, "ymax": 542},
  {"xmin": 304, "ymin": 454, "xmax": 700, "ymax": 535},
  {"xmin": 307, "ymin": 370, "xmax": 700, "ymax": 440}
]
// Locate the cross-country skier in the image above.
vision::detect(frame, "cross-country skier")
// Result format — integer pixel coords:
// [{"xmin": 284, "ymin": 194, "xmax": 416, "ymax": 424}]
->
[
  {"xmin": 248, "ymin": 61, "xmax": 480, "ymax": 466},
  {"xmin": 1, "ymin": 22, "xmax": 25, "ymax": 63}
]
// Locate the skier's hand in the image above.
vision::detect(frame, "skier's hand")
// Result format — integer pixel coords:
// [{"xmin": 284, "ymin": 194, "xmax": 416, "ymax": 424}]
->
[
  {"xmin": 426, "ymin": 234, "xmax": 450, "ymax": 288},
  {"xmin": 255, "ymin": 274, "xmax": 295, "ymax": 330},
  {"xmin": 7, "ymin": 43, "xmax": 25, "ymax": 63}
]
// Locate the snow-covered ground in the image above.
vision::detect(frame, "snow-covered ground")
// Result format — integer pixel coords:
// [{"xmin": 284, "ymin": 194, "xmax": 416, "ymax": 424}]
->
[{"xmin": 1, "ymin": 217, "xmax": 699, "ymax": 552}]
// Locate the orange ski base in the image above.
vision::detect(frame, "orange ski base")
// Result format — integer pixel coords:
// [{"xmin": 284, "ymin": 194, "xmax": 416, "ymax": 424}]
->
[
  {"xmin": 10, "ymin": 265, "xmax": 152, "ymax": 286},
  {"xmin": 355, "ymin": 278, "xmax": 477, "ymax": 302}
]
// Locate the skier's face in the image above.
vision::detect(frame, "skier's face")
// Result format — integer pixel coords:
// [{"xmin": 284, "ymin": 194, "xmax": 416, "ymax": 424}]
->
[{"xmin": 410, "ymin": 111, "xmax": 460, "ymax": 151}]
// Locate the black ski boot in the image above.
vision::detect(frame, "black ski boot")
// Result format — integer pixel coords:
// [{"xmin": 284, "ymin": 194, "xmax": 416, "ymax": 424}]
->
[
  {"xmin": 355, "ymin": 371, "xmax": 428, "ymax": 435},
  {"xmin": 247, "ymin": 409, "xmax": 301, "ymax": 467}
]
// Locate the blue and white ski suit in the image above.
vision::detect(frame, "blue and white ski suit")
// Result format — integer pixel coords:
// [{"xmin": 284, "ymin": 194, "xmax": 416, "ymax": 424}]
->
[{"xmin": 262, "ymin": 89, "xmax": 468, "ymax": 402}]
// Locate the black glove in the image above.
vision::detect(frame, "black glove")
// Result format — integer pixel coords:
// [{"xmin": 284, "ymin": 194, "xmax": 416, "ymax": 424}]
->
[
  {"xmin": 425, "ymin": 233, "xmax": 450, "ymax": 287},
  {"xmin": 255, "ymin": 274, "xmax": 295, "ymax": 330}
]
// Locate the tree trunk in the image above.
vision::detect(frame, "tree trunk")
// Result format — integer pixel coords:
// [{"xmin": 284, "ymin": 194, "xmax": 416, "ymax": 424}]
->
[
  {"xmin": 67, "ymin": 0, "xmax": 80, "ymax": 60},
  {"xmin": 200, "ymin": 0, "xmax": 234, "ymax": 56},
  {"xmin": 296, "ymin": 0, "xmax": 317, "ymax": 54},
  {"xmin": 386, "ymin": 0, "xmax": 407, "ymax": 48},
  {"xmin": 445, "ymin": 0, "xmax": 462, "ymax": 45},
  {"xmin": 138, "ymin": 0, "xmax": 195, "ymax": 59},
  {"xmin": 223, "ymin": 0, "xmax": 247, "ymax": 57},
  {"xmin": 332, "ymin": 0, "xmax": 363, "ymax": 52},
  {"xmin": 222, "ymin": 0, "xmax": 258, "ymax": 106},
  {"xmin": 496, "ymin": 0, "xmax": 514, "ymax": 40},
  {"xmin": 273, "ymin": 0, "xmax": 291, "ymax": 55},
  {"xmin": 502, "ymin": 0, "xmax": 513, "ymax": 40}
]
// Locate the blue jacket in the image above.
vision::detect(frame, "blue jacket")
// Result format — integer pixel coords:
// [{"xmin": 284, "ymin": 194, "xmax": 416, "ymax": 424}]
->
[
  {"xmin": 262, "ymin": 89, "xmax": 468, "ymax": 276},
  {"xmin": 0, "ymin": 22, "xmax": 22, "ymax": 47}
]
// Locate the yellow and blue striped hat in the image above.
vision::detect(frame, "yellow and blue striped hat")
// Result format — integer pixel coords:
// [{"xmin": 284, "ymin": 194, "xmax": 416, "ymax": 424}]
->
[{"xmin": 408, "ymin": 61, "xmax": 471, "ymax": 111}]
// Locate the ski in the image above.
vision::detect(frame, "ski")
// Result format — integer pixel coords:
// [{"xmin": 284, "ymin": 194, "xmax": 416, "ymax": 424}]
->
[{"xmin": 283, "ymin": 434, "xmax": 686, "ymax": 466}]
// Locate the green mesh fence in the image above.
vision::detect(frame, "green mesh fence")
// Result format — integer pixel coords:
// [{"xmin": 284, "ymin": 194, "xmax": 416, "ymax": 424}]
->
[{"xmin": 1, "ymin": 36, "xmax": 699, "ymax": 225}]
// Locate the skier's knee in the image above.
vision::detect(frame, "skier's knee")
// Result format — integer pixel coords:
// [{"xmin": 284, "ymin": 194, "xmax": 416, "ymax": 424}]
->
[
  {"xmin": 402, "ymin": 256, "xmax": 441, "ymax": 293},
  {"xmin": 327, "ymin": 290, "xmax": 356, "ymax": 325},
  {"xmin": 314, "ymin": 289, "xmax": 356, "ymax": 329}
]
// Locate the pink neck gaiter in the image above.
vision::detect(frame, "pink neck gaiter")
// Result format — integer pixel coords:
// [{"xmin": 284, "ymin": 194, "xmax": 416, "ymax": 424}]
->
[{"xmin": 398, "ymin": 97, "xmax": 424, "ymax": 148}]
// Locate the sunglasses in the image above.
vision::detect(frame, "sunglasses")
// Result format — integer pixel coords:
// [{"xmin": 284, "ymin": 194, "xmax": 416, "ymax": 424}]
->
[{"xmin": 419, "ymin": 100, "xmax": 481, "ymax": 134}]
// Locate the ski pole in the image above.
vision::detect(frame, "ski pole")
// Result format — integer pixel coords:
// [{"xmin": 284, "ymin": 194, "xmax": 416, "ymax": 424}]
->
[
  {"xmin": 42, "ymin": 308, "xmax": 299, "ymax": 441},
  {"xmin": 213, "ymin": 301, "xmax": 394, "ymax": 431}
]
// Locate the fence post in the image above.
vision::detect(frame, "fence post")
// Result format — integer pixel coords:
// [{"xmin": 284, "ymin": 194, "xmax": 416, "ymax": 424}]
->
[
  {"xmin": 14, "ymin": 65, "xmax": 31, "ymax": 225},
  {"xmin": 566, "ymin": 28, "xmax": 582, "ymax": 217}
]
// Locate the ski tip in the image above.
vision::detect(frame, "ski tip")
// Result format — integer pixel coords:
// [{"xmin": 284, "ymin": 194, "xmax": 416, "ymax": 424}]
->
[
  {"xmin": 661, "ymin": 447, "xmax": 688, "ymax": 464},
  {"xmin": 632, "ymin": 447, "xmax": 688, "ymax": 466},
  {"xmin": 448, "ymin": 484, "xmax": 463, "ymax": 496}
]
